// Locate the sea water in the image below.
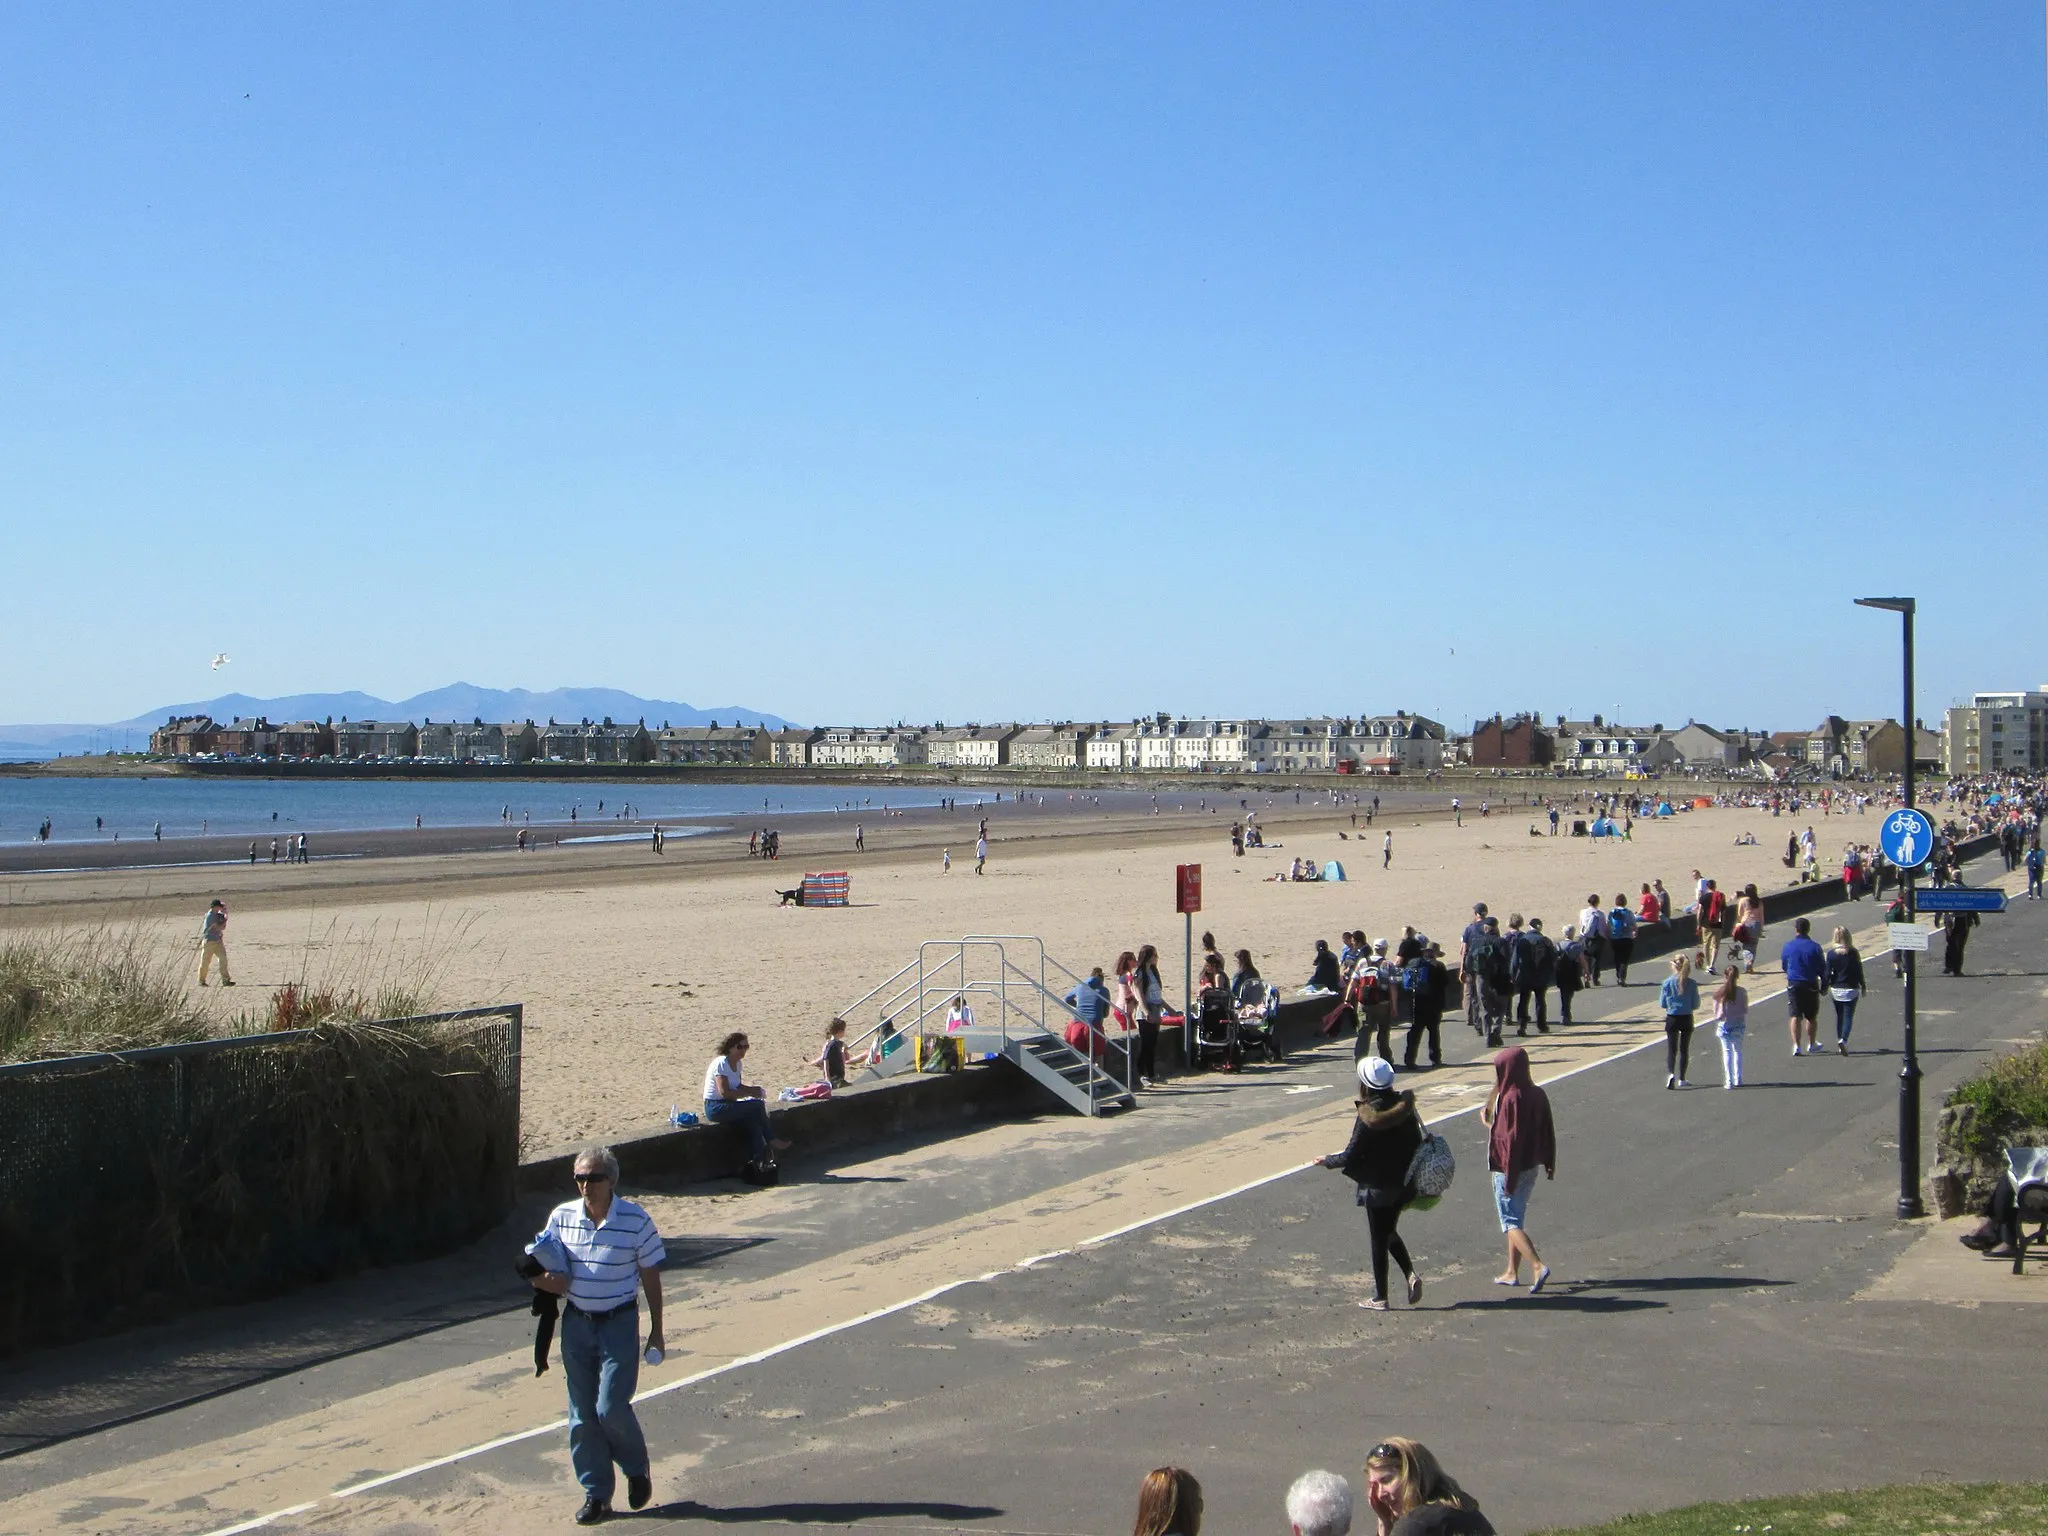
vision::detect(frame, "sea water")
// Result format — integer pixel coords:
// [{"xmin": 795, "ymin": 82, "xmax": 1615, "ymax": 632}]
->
[{"xmin": 0, "ymin": 777, "xmax": 973, "ymax": 845}]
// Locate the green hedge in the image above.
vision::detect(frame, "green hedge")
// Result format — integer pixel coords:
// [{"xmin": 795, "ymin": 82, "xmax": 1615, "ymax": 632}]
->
[{"xmin": 1945, "ymin": 1037, "xmax": 2048, "ymax": 1164}]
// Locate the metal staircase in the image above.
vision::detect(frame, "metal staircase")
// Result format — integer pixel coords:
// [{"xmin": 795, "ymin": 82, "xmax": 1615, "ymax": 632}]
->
[{"xmin": 840, "ymin": 935, "xmax": 1134, "ymax": 1116}]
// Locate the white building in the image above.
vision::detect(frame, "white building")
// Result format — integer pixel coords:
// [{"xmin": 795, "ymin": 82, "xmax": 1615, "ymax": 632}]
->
[
  {"xmin": 811, "ymin": 727, "xmax": 925, "ymax": 767},
  {"xmin": 1945, "ymin": 690, "xmax": 2048, "ymax": 774}
]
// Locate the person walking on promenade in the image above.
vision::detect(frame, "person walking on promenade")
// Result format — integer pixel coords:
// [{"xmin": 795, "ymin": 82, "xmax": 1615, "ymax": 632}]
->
[
  {"xmin": 1940, "ymin": 905, "xmax": 1979, "ymax": 976},
  {"xmin": 1553, "ymin": 925, "xmax": 1584, "ymax": 1026},
  {"xmin": 1317, "ymin": 1057, "xmax": 1425, "ymax": 1309},
  {"xmin": 1286, "ymin": 1469, "xmax": 1354, "ymax": 1536},
  {"xmin": 1481, "ymin": 1046, "xmax": 1554, "ymax": 1292},
  {"xmin": 1364, "ymin": 1439, "xmax": 1495, "ymax": 1536},
  {"xmin": 1132, "ymin": 944, "xmax": 1166, "ymax": 1088},
  {"xmin": 1401, "ymin": 943, "xmax": 1447, "ymax": 1069},
  {"xmin": 1707, "ymin": 965, "xmax": 1747, "ymax": 1088},
  {"xmin": 1458, "ymin": 904, "xmax": 1490, "ymax": 1031},
  {"xmin": 1510, "ymin": 916, "xmax": 1554, "ymax": 1035},
  {"xmin": 2027, "ymin": 843, "xmax": 2045, "ymax": 900},
  {"xmin": 1605, "ymin": 893, "xmax": 1638, "ymax": 984},
  {"xmin": 196, "ymin": 899, "xmax": 234, "ymax": 986},
  {"xmin": 1824, "ymin": 926, "xmax": 1866, "ymax": 1054},
  {"xmin": 1696, "ymin": 879, "xmax": 1727, "ymax": 971},
  {"xmin": 1780, "ymin": 917, "xmax": 1827, "ymax": 1055},
  {"xmin": 529, "ymin": 1145, "xmax": 665, "ymax": 1525},
  {"xmin": 1660, "ymin": 954, "xmax": 1700, "ymax": 1089},
  {"xmin": 703, "ymin": 1032, "xmax": 791, "ymax": 1169},
  {"xmin": 1355, "ymin": 941, "xmax": 1397, "ymax": 1061},
  {"xmin": 1466, "ymin": 917, "xmax": 1511, "ymax": 1047},
  {"xmin": 1132, "ymin": 1466, "xmax": 1204, "ymax": 1536},
  {"xmin": 1578, "ymin": 896, "xmax": 1607, "ymax": 985},
  {"xmin": 1733, "ymin": 883, "xmax": 1766, "ymax": 973}
]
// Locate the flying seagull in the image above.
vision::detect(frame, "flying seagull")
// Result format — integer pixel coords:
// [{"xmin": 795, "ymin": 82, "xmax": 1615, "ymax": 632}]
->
[{"xmin": 211, "ymin": 653, "xmax": 230, "ymax": 670}]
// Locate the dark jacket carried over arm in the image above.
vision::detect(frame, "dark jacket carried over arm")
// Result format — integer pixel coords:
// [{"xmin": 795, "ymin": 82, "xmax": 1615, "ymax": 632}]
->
[{"xmin": 1322, "ymin": 1089, "xmax": 1424, "ymax": 1205}]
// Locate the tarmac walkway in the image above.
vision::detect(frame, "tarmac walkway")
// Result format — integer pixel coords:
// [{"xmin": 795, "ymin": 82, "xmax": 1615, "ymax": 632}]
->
[{"xmin": 3, "ymin": 851, "xmax": 2043, "ymax": 1534}]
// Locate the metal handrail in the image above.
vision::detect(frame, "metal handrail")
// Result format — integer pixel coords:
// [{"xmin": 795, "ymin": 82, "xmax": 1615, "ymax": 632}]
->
[{"xmin": 837, "ymin": 936, "xmax": 1132, "ymax": 1107}]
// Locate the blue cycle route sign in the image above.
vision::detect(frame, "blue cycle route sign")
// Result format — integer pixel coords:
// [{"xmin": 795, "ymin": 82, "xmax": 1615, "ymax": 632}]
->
[
  {"xmin": 1915, "ymin": 887, "xmax": 2006, "ymax": 914},
  {"xmin": 1878, "ymin": 807, "xmax": 1935, "ymax": 869}
]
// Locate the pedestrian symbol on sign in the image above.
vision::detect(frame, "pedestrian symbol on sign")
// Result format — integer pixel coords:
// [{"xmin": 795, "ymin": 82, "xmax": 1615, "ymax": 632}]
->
[{"xmin": 1879, "ymin": 807, "xmax": 1935, "ymax": 870}]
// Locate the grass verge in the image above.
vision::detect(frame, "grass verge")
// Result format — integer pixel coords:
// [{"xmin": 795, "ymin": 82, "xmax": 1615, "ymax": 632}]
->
[{"xmin": 1535, "ymin": 1482, "xmax": 2048, "ymax": 1536}]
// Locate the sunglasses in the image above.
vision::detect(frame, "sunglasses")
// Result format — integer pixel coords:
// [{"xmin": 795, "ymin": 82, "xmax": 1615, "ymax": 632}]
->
[
  {"xmin": 1367, "ymin": 1443, "xmax": 1399, "ymax": 1463},
  {"xmin": 573, "ymin": 1171, "xmax": 611, "ymax": 1185}
]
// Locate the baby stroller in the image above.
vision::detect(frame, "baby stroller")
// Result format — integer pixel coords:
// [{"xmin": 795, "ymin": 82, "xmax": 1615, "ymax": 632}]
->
[
  {"xmin": 1233, "ymin": 978, "xmax": 1284, "ymax": 1064},
  {"xmin": 1191, "ymin": 982, "xmax": 1242, "ymax": 1071}
]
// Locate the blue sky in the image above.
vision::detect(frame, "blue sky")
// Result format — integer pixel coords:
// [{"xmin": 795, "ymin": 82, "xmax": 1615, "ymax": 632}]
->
[{"xmin": 3, "ymin": 4, "xmax": 2043, "ymax": 732}]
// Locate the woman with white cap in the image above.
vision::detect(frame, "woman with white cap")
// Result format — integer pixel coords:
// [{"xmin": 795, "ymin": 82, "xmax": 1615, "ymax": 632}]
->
[{"xmin": 1315, "ymin": 1057, "xmax": 1426, "ymax": 1310}]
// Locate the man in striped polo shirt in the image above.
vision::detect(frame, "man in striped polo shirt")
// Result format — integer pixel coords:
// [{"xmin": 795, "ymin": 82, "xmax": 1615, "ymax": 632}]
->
[{"xmin": 531, "ymin": 1145, "xmax": 667, "ymax": 1525}]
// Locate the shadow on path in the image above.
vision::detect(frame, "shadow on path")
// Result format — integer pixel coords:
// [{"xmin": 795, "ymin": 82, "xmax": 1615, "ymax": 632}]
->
[{"xmin": 649, "ymin": 1498, "xmax": 1005, "ymax": 1524}]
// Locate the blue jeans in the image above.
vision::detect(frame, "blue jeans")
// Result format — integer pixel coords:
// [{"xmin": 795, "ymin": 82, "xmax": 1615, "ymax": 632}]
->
[
  {"xmin": 706, "ymin": 1097, "xmax": 772, "ymax": 1158},
  {"xmin": 1491, "ymin": 1168, "xmax": 1537, "ymax": 1231},
  {"xmin": 562, "ymin": 1304, "xmax": 648, "ymax": 1501},
  {"xmin": 1833, "ymin": 995, "xmax": 1858, "ymax": 1045}
]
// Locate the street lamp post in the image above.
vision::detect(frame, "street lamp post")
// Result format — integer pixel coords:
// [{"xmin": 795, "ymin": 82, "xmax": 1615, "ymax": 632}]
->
[{"xmin": 1855, "ymin": 596, "xmax": 1923, "ymax": 1220}]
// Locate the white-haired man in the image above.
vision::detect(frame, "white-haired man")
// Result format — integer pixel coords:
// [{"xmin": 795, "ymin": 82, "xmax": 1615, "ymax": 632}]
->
[
  {"xmin": 530, "ymin": 1145, "xmax": 666, "ymax": 1525},
  {"xmin": 1287, "ymin": 1468, "xmax": 1354, "ymax": 1536}
]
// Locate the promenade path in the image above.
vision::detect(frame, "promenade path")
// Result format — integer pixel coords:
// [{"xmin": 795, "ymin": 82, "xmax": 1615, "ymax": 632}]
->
[{"xmin": 4, "ymin": 850, "xmax": 2044, "ymax": 1534}]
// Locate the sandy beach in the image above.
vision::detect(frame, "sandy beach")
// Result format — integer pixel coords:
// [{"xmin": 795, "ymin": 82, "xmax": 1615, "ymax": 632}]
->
[{"xmin": 0, "ymin": 795, "xmax": 1870, "ymax": 1153}]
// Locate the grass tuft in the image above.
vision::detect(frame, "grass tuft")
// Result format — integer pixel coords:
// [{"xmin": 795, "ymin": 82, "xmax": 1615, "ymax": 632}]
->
[{"xmin": 1533, "ymin": 1483, "xmax": 2048, "ymax": 1536}]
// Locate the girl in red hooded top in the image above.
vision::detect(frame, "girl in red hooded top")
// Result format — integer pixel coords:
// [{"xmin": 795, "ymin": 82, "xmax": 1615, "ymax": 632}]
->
[{"xmin": 1481, "ymin": 1046, "xmax": 1557, "ymax": 1293}]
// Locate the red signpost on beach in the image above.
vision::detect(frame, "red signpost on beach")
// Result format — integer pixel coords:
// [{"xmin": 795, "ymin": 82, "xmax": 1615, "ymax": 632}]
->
[{"xmin": 1176, "ymin": 864, "xmax": 1201, "ymax": 1060}]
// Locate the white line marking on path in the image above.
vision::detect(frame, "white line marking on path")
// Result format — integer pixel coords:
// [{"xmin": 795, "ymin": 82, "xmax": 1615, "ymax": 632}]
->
[{"xmin": 192, "ymin": 994, "xmax": 1786, "ymax": 1536}]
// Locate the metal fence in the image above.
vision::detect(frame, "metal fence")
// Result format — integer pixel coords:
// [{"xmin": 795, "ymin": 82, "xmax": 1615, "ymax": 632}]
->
[{"xmin": 0, "ymin": 1005, "xmax": 521, "ymax": 1357}]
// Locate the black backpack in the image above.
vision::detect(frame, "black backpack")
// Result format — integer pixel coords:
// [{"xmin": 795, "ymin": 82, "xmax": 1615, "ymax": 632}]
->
[
  {"xmin": 740, "ymin": 1156, "xmax": 780, "ymax": 1187},
  {"xmin": 1470, "ymin": 937, "xmax": 1510, "ymax": 989}
]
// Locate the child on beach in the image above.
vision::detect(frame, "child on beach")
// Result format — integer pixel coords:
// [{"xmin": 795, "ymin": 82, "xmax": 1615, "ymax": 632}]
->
[
  {"xmin": 812, "ymin": 1017, "xmax": 850, "ymax": 1088},
  {"xmin": 1708, "ymin": 967, "xmax": 1747, "ymax": 1089}
]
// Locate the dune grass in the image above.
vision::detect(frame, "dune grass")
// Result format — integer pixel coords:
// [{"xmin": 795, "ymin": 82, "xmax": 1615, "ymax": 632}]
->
[
  {"xmin": 0, "ymin": 908, "xmax": 486, "ymax": 1062},
  {"xmin": 1535, "ymin": 1483, "xmax": 2048, "ymax": 1536}
]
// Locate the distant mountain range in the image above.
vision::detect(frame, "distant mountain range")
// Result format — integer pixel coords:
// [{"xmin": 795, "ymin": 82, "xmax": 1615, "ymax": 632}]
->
[{"xmin": 0, "ymin": 684, "xmax": 797, "ymax": 759}]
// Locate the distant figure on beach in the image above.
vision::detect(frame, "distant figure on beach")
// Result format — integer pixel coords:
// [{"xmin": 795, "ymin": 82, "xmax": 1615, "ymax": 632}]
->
[
  {"xmin": 248, "ymin": 840, "xmax": 258, "ymax": 863},
  {"xmin": 1451, "ymin": 797, "xmax": 1462, "ymax": 827},
  {"xmin": 1382, "ymin": 831, "xmax": 1393, "ymax": 869},
  {"xmin": 296, "ymin": 832, "xmax": 308, "ymax": 862},
  {"xmin": 943, "ymin": 848, "xmax": 951, "ymax": 873},
  {"xmin": 651, "ymin": 824, "xmax": 664, "ymax": 855},
  {"xmin": 975, "ymin": 835, "xmax": 987, "ymax": 875},
  {"xmin": 153, "ymin": 821, "xmax": 162, "ymax": 841},
  {"xmin": 197, "ymin": 900, "xmax": 234, "ymax": 987},
  {"xmin": 517, "ymin": 828, "xmax": 529, "ymax": 851},
  {"xmin": 270, "ymin": 837, "xmax": 279, "ymax": 863},
  {"xmin": 855, "ymin": 824, "xmax": 864, "ymax": 852}
]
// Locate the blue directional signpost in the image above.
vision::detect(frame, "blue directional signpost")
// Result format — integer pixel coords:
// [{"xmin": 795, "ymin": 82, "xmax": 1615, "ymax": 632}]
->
[
  {"xmin": 1856, "ymin": 595, "xmax": 1926, "ymax": 1218},
  {"xmin": 1916, "ymin": 887, "xmax": 2007, "ymax": 914}
]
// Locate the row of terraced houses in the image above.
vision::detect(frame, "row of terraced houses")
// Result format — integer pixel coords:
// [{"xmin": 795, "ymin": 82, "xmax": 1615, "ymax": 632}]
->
[{"xmin": 147, "ymin": 712, "xmax": 1450, "ymax": 774}]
